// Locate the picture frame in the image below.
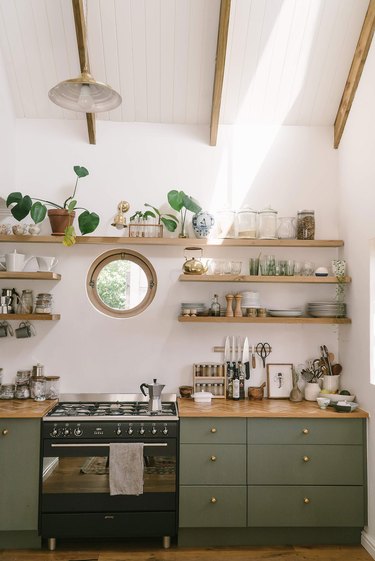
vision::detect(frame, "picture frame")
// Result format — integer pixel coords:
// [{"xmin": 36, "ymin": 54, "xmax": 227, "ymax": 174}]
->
[{"xmin": 266, "ymin": 363, "xmax": 293, "ymax": 399}]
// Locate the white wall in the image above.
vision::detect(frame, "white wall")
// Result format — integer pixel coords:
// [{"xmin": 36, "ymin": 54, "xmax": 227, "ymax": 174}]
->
[
  {"xmin": 338, "ymin": 39, "xmax": 375, "ymax": 557},
  {"xmin": 0, "ymin": 46, "xmax": 15, "ymax": 193},
  {"xmin": 0, "ymin": 120, "xmax": 343, "ymax": 398}
]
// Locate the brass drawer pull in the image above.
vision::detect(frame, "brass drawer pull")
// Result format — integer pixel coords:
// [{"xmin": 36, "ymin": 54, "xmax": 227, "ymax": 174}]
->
[
  {"xmin": 210, "ymin": 455, "xmax": 217, "ymax": 462},
  {"xmin": 2, "ymin": 429, "xmax": 8, "ymax": 436},
  {"xmin": 303, "ymin": 497, "xmax": 310, "ymax": 504},
  {"xmin": 210, "ymin": 427, "xmax": 217, "ymax": 433},
  {"xmin": 302, "ymin": 428, "xmax": 309, "ymax": 435},
  {"xmin": 210, "ymin": 497, "xmax": 217, "ymax": 504},
  {"xmin": 303, "ymin": 456, "xmax": 310, "ymax": 463}
]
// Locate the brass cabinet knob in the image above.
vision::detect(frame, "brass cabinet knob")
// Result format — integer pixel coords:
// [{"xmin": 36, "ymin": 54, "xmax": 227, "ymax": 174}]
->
[
  {"xmin": 210, "ymin": 455, "xmax": 217, "ymax": 462},
  {"xmin": 2, "ymin": 429, "xmax": 8, "ymax": 436},
  {"xmin": 303, "ymin": 497, "xmax": 310, "ymax": 504},
  {"xmin": 302, "ymin": 428, "xmax": 309, "ymax": 435},
  {"xmin": 210, "ymin": 497, "xmax": 217, "ymax": 504},
  {"xmin": 210, "ymin": 427, "xmax": 217, "ymax": 433},
  {"xmin": 303, "ymin": 456, "xmax": 310, "ymax": 463}
]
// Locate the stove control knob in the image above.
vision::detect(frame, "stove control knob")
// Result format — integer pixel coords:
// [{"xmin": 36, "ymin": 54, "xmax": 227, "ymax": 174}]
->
[
  {"xmin": 162, "ymin": 427, "xmax": 168, "ymax": 435},
  {"xmin": 63, "ymin": 428, "xmax": 71, "ymax": 436},
  {"xmin": 74, "ymin": 427, "xmax": 83, "ymax": 437},
  {"xmin": 127, "ymin": 428, "xmax": 133, "ymax": 435},
  {"xmin": 115, "ymin": 428, "xmax": 122, "ymax": 436},
  {"xmin": 139, "ymin": 428, "xmax": 145, "ymax": 435},
  {"xmin": 151, "ymin": 427, "xmax": 157, "ymax": 435},
  {"xmin": 50, "ymin": 427, "xmax": 59, "ymax": 437}
]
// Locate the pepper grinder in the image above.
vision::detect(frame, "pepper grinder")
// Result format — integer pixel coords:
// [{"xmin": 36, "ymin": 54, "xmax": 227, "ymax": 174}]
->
[
  {"xmin": 234, "ymin": 294, "xmax": 242, "ymax": 317},
  {"xmin": 225, "ymin": 294, "xmax": 234, "ymax": 317}
]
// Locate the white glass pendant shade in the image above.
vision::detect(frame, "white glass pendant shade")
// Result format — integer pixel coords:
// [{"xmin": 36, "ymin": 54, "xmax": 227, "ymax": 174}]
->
[{"xmin": 48, "ymin": 71, "xmax": 122, "ymax": 112}]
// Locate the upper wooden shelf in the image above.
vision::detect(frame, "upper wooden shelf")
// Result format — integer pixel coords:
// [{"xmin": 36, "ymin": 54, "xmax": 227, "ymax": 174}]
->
[
  {"xmin": 179, "ymin": 274, "xmax": 351, "ymax": 284},
  {"xmin": 178, "ymin": 315, "xmax": 351, "ymax": 325},
  {"xmin": 0, "ymin": 314, "xmax": 60, "ymax": 321},
  {"xmin": 0, "ymin": 235, "xmax": 344, "ymax": 247},
  {"xmin": 0, "ymin": 272, "xmax": 61, "ymax": 280}
]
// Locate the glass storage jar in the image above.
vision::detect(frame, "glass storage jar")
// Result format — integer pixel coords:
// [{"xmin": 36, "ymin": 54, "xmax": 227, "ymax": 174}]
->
[
  {"xmin": 297, "ymin": 210, "xmax": 315, "ymax": 240},
  {"xmin": 258, "ymin": 207, "xmax": 278, "ymax": 239},
  {"xmin": 215, "ymin": 210, "xmax": 236, "ymax": 238},
  {"xmin": 0, "ymin": 384, "xmax": 15, "ymax": 399},
  {"xmin": 237, "ymin": 208, "xmax": 257, "ymax": 238},
  {"xmin": 34, "ymin": 293, "xmax": 53, "ymax": 314},
  {"xmin": 31, "ymin": 376, "xmax": 47, "ymax": 401},
  {"xmin": 17, "ymin": 290, "xmax": 33, "ymax": 314},
  {"xmin": 45, "ymin": 376, "xmax": 60, "ymax": 399}
]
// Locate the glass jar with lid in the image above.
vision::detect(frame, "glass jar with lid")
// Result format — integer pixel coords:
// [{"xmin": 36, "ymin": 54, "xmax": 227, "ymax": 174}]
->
[
  {"xmin": 258, "ymin": 207, "xmax": 278, "ymax": 239},
  {"xmin": 215, "ymin": 210, "xmax": 236, "ymax": 238},
  {"xmin": 297, "ymin": 210, "xmax": 315, "ymax": 240},
  {"xmin": 17, "ymin": 290, "xmax": 33, "ymax": 314},
  {"xmin": 31, "ymin": 376, "xmax": 47, "ymax": 401},
  {"xmin": 237, "ymin": 207, "xmax": 257, "ymax": 238},
  {"xmin": 45, "ymin": 376, "xmax": 60, "ymax": 399}
]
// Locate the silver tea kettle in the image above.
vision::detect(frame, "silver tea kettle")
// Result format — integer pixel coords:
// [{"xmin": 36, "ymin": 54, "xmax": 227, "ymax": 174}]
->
[{"xmin": 140, "ymin": 378, "xmax": 165, "ymax": 413}]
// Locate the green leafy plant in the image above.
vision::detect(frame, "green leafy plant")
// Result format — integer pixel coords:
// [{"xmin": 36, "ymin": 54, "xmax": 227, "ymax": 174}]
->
[
  {"xmin": 143, "ymin": 204, "xmax": 179, "ymax": 232},
  {"xmin": 6, "ymin": 165, "xmax": 99, "ymax": 246},
  {"xmin": 167, "ymin": 190, "xmax": 201, "ymax": 237}
]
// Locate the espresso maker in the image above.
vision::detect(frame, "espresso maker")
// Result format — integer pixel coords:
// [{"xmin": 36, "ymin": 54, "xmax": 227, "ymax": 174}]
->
[{"xmin": 140, "ymin": 379, "xmax": 165, "ymax": 413}]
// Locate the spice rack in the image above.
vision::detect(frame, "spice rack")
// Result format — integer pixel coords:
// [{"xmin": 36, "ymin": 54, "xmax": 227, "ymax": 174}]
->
[{"xmin": 193, "ymin": 363, "xmax": 226, "ymax": 398}]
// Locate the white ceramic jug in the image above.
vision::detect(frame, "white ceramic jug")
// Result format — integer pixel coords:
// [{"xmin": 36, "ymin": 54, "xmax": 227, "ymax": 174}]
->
[{"xmin": 0, "ymin": 250, "xmax": 34, "ymax": 272}]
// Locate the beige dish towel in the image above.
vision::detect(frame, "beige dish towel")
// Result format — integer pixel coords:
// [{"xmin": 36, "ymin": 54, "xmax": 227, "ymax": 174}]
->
[{"xmin": 109, "ymin": 443, "xmax": 144, "ymax": 496}]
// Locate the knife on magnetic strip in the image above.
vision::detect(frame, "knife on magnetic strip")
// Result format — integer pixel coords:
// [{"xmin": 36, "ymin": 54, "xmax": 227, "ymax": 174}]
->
[{"xmin": 243, "ymin": 337, "xmax": 250, "ymax": 380}]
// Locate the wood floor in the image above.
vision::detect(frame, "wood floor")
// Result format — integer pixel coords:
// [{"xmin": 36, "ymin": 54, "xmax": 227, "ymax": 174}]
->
[{"xmin": 0, "ymin": 542, "xmax": 373, "ymax": 561}]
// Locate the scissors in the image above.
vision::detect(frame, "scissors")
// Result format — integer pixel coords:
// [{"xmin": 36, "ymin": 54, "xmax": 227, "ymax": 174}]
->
[{"xmin": 256, "ymin": 342, "xmax": 271, "ymax": 368}]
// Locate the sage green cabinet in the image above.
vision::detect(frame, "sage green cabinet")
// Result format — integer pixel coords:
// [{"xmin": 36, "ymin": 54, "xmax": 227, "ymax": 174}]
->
[
  {"xmin": 180, "ymin": 418, "xmax": 246, "ymax": 444},
  {"xmin": 180, "ymin": 486, "xmax": 247, "ymax": 527},
  {"xmin": 180, "ymin": 444, "xmax": 246, "ymax": 485},
  {"xmin": 0, "ymin": 418, "xmax": 41, "ymax": 548}
]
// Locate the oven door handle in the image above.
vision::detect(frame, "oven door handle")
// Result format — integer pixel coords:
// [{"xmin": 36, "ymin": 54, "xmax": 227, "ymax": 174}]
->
[{"xmin": 50, "ymin": 443, "xmax": 168, "ymax": 448}]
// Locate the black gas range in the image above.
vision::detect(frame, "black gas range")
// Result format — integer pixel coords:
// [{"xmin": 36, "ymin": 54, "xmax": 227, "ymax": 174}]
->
[{"xmin": 40, "ymin": 393, "xmax": 179, "ymax": 551}]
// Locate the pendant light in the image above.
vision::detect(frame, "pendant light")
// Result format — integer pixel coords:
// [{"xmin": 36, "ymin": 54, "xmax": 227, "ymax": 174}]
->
[{"xmin": 48, "ymin": 0, "xmax": 122, "ymax": 113}]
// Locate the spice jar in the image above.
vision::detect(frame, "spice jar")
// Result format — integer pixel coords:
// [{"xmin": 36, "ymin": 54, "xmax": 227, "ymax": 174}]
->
[
  {"xmin": 237, "ymin": 208, "xmax": 257, "ymax": 238},
  {"xmin": 297, "ymin": 210, "xmax": 315, "ymax": 240},
  {"xmin": 45, "ymin": 376, "xmax": 60, "ymax": 399},
  {"xmin": 258, "ymin": 207, "xmax": 278, "ymax": 239},
  {"xmin": 34, "ymin": 293, "xmax": 53, "ymax": 314}
]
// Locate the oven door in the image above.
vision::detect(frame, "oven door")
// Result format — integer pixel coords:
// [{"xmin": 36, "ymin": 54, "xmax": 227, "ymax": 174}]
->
[{"xmin": 41, "ymin": 438, "xmax": 177, "ymax": 514}]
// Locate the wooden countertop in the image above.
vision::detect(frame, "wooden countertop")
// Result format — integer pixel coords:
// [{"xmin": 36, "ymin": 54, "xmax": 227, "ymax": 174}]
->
[
  {"xmin": 0, "ymin": 399, "xmax": 57, "ymax": 418},
  {"xmin": 178, "ymin": 398, "xmax": 369, "ymax": 418}
]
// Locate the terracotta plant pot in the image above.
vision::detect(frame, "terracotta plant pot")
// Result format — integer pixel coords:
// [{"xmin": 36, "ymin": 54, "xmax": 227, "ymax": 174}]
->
[{"xmin": 48, "ymin": 209, "xmax": 75, "ymax": 236}]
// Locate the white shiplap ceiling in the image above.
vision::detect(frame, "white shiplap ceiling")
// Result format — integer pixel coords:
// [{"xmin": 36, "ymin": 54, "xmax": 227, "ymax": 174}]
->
[{"xmin": 0, "ymin": 0, "xmax": 370, "ymax": 127}]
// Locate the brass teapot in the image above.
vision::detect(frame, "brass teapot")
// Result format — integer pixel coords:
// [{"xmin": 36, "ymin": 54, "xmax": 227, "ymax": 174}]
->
[{"xmin": 182, "ymin": 247, "xmax": 208, "ymax": 275}]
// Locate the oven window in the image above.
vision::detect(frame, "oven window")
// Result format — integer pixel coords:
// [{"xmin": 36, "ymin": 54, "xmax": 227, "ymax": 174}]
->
[
  {"xmin": 42, "ymin": 454, "xmax": 176, "ymax": 494},
  {"xmin": 87, "ymin": 249, "xmax": 157, "ymax": 318}
]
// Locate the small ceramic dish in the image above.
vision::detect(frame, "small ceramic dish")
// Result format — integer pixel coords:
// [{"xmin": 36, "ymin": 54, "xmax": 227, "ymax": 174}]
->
[
  {"xmin": 314, "ymin": 267, "xmax": 329, "ymax": 277},
  {"xmin": 316, "ymin": 397, "xmax": 330, "ymax": 409},
  {"xmin": 191, "ymin": 391, "xmax": 213, "ymax": 404}
]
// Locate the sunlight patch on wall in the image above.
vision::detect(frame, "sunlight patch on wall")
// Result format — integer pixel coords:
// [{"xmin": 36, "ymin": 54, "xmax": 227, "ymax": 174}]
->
[{"xmin": 369, "ymin": 239, "xmax": 375, "ymax": 384}]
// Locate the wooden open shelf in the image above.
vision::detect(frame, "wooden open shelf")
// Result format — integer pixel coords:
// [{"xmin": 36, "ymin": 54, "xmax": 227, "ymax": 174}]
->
[
  {"xmin": 0, "ymin": 314, "xmax": 60, "ymax": 321},
  {"xmin": 178, "ymin": 315, "xmax": 351, "ymax": 324},
  {"xmin": 179, "ymin": 274, "xmax": 351, "ymax": 284},
  {"xmin": 0, "ymin": 235, "xmax": 344, "ymax": 247},
  {"xmin": 0, "ymin": 271, "xmax": 61, "ymax": 280}
]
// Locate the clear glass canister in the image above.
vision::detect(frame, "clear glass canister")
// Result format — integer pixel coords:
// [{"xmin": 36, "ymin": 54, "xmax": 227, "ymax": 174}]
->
[
  {"xmin": 31, "ymin": 376, "xmax": 47, "ymax": 401},
  {"xmin": 0, "ymin": 384, "xmax": 15, "ymax": 399},
  {"xmin": 297, "ymin": 210, "xmax": 315, "ymax": 240},
  {"xmin": 258, "ymin": 207, "xmax": 278, "ymax": 239},
  {"xmin": 17, "ymin": 290, "xmax": 33, "ymax": 314},
  {"xmin": 237, "ymin": 208, "xmax": 257, "ymax": 238},
  {"xmin": 45, "ymin": 376, "xmax": 60, "ymax": 399},
  {"xmin": 215, "ymin": 210, "xmax": 236, "ymax": 238}
]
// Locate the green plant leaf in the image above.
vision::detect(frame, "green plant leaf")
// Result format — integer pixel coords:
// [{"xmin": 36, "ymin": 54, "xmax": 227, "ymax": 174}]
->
[
  {"xmin": 63, "ymin": 225, "xmax": 76, "ymax": 247},
  {"xmin": 67, "ymin": 199, "xmax": 77, "ymax": 211},
  {"xmin": 164, "ymin": 213, "xmax": 179, "ymax": 222},
  {"xmin": 144, "ymin": 203, "xmax": 161, "ymax": 217},
  {"xmin": 167, "ymin": 190, "xmax": 184, "ymax": 212},
  {"xmin": 143, "ymin": 210, "xmax": 156, "ymax": 219},
  {"xmin": 161, "ymin": 217, "xmax": 178, "ymax": 232},
  {"xmin": 73, "ymin": 165, "xmax": 89, "ymax": 178},
  {"xmin": 181, "ymin": 193, "xmax": 201, "ymax": 214},
  {"xmin": 78, "ymin": 211, "xmax": 100, "ymax": 235},
  {"xmin": 30, "ymin": 201, "xmax": 47, "ymax": 224},
  {"xmin": 6, "ymin": 193, "xmax": 32, "ymax": 221}
]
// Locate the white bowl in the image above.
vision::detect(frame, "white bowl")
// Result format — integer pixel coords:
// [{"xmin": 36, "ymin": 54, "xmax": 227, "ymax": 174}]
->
[
  {"xmin": 316, "ymin": 397, "xmax": 330, "ymax": 409},
  {"xmin": 318, "ymin": 392, "xmax": 355, "ymax": 402}
]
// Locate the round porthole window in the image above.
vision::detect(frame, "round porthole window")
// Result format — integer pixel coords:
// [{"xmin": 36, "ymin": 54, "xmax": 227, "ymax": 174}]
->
[{"xmin": 87, "ymin": 249, "xmax": 157, "ymax": 318}]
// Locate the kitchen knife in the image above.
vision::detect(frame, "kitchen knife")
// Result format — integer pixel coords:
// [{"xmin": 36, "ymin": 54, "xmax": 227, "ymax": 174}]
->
[
  {"xmin": 243, "ymin": 337, "xmax": 250, "ymax": 380},
  {"xmin": 225, "ymin": 336, "xmax": 230, "ymax": 369}
]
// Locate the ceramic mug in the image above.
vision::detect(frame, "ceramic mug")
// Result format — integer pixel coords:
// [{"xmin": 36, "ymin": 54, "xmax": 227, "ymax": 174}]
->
[
  {"xmin": 15, "ymin": 321, "xmax": 35, "ymax": 339},
  {"xmin": 36, "ymin": 256, "xmax": 58, "ymax": 272},
  {"xmin": 0, "ymin": 321, "xmax": 13, "ymax": 338}
]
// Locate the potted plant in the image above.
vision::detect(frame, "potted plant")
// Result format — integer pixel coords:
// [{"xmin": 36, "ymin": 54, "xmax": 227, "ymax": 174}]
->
[
  {"xmin": 128, "ymin": 204, "xmax": 179, "ymax": 238},
  {"xmin": 167, "ymin": 190, "xmax": 202, "ymax": 237},
  {"xmin": 6, "ymin": 165, "xmax": 99, "ymax": 246}
]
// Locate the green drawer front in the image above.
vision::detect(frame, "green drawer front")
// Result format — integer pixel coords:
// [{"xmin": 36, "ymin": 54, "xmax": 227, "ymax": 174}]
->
[
  {"xmin": 248, "ymin": 486, "xmax": 365, "ymax": 527},
  {"xmin": 247, "ymin": 418, "xmax": 364, "ymax": 445},
  {"xmin": 180, "ymin": 418, "xmax": 246, "ymax": 444},
  {"xmin": 248, "ymin": 445, "xmax": 364, "ymax": 485},
  {"xmin": 180, "ymin": 444, "xmax": 246, "ymax": 485},
  {"xmin": 180, "ymin": 486, "xmax": 247, "ymax": 527}
]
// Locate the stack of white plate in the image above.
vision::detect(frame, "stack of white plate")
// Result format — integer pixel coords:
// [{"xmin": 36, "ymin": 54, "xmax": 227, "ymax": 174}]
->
[
  {"xmin": 181, "ymin": 303, "xmax": 208, "ymax": 316},
  {"xmin": 306, "ymin": 301, "xmax": 346, "ymax": 318},
  {"xmin": 240, "ymin": 291, "xmax": 260, "ymax": 309},
  {"xmin": 268, "ymin": 309, "xmax": 303, "ymax": 317}
]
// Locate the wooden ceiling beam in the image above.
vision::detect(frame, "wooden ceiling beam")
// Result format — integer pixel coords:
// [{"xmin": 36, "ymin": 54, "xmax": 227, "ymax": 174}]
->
[
  {"xmin": 210, "ymin": 0, "xmax": 231, "ymax": 146},
  {"xmin": 334, "ymin": 0, "xmax": 375, "ymax": 149},
  {"xmin": 72, "ymin": 0, "xmax": 96, "ymax": 145}
]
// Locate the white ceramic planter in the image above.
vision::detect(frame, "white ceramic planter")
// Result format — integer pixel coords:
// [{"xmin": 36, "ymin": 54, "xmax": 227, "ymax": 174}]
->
[{"xmin": 322, "ymin": 374, "xmax": 340, "ymax": 393}]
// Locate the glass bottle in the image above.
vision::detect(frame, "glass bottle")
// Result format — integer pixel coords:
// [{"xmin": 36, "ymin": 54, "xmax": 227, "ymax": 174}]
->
[
  {"xmin": 210, "ymin": 294, "xmax": 221, "ymax": 317},
  {"xmin": 232, "ymin": 369, "xmax": 240, "ymax": 400}
]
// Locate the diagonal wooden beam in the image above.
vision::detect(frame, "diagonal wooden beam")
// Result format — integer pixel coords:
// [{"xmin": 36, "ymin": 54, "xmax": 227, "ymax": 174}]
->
[
  {"xmin": 72, "ymin": 0, "xmax": 96, "ymax": 145},
  {"xmin": 334, "ymin": 0, "xmax": 375, "ymax": 149},
  {"xmin": 210, "ymin": 0, "xmax": 231, "ymax": 146}
]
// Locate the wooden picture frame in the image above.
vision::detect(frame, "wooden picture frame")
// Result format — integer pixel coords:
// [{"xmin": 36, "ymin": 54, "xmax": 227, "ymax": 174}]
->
[{"xmin": 267, "ymin": 363, "xmax": 293, "ymax": 399}]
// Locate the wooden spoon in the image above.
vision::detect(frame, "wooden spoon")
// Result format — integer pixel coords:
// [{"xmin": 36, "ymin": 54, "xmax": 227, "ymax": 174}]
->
[{"xmin": 332, "ymin": 363, "xmax": 342, "ymax": 375}]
